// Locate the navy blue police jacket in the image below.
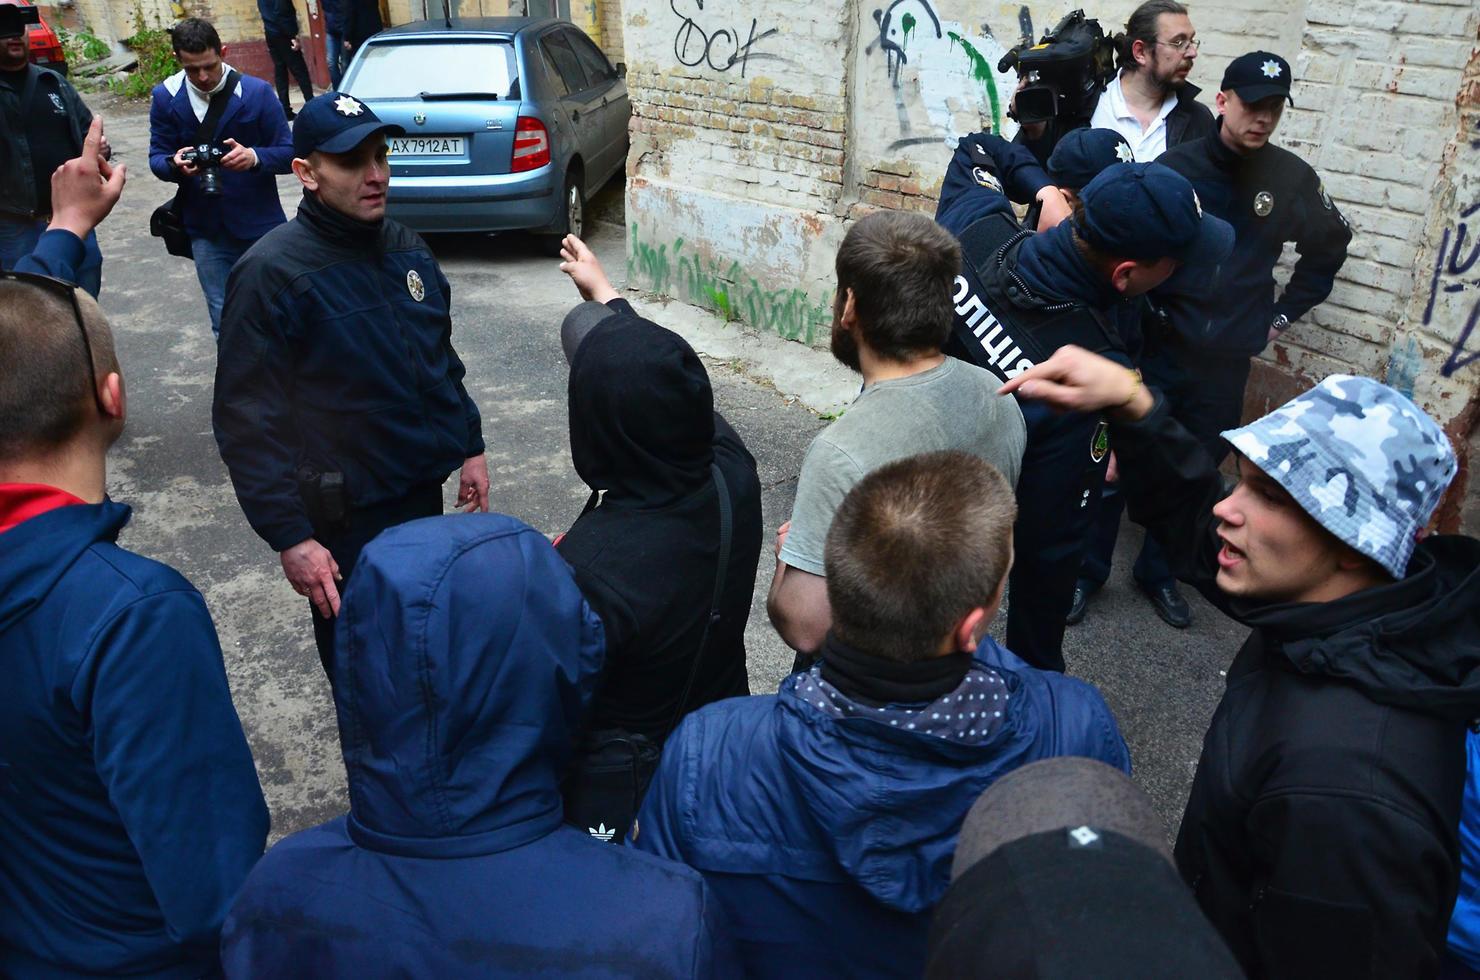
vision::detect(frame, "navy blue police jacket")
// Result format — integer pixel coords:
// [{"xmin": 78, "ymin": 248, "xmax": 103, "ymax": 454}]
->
[
  {"xmin": 936, "ymin": 133, "xmax": 1134, "ymax": 377},
  {"xmin": 634, "ymin": 638, "xmax": 1130, "ymax": 978},
  {"xmin": 148, "ymin": 69, "xmax": 293, "ymax": 241},
  {"xmin": 1153, "ymin": 127, "xmax": 1351, "ymax": 356},
  {"xmin": 213, "ymin": 191, "xmax": 484, "ymax": 553},
  {"xmin": 0, "ymin": 499, "xmax": 268, "ymax": 979},
  {"xmin": 222, "ymin": 514, "xmax": 736, "ymax": 979},
  {"xmin": 256, "ymin": 0, "xmax": 300, "ymax": 37}
]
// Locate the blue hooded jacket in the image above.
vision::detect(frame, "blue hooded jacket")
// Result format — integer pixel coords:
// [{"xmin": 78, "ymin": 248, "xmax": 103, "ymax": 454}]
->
[
  {"xmin": 0, "ymin": 499, "xmax": 268, "ymax": 979},
  {"xmin": 633, "ymin": 638, "xmax": 1130, "ymax": 977},
  {"xmin": 222, "ymin": 514, "xmax": 736, "ymax": 978}
]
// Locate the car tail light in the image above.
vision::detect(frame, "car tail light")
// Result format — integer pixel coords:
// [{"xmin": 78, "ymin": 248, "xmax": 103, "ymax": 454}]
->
[{"xmin": 511, "ymin": 116, "xmax": 550, "ymax": 173}]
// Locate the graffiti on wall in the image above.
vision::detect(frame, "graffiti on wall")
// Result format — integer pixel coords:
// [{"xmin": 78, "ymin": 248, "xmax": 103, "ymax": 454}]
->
[
  {"xmin": 629, "ymin": 224, "xmax": 832, "ymax": 344},
  {"xmin": 1421, "ymin": 201, "xmax": 1480, "ymax": 378},
  {"xmin": 669, "ymin": 0, "xmax": 781, "ymax": 77},
  {"xmin": 866, "ymin": 0, "xmax": 1025, "ymax": 150}
]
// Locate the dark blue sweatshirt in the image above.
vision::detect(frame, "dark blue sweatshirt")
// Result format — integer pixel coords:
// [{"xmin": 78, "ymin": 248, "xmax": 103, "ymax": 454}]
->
[
  {"xmin": 222, "ymin": 514, "xmax": 736, "ymax": 978},
  {"xmin": 0, "ymin": 499, "xmax": 268, "ymax": 978}
]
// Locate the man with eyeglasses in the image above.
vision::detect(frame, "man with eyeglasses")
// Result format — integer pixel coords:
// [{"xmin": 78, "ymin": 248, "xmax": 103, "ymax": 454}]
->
[
  {"xmin": 1069, "ymin": 51, "xmax": 1352, "ymax": 630},
  {"xmin": 1016, "ymin": 0, "xmax": 1214, "ymax": 165},
  {"xmin": 0, "ymin": 269, "xmax": 267, "ymax": 978}
]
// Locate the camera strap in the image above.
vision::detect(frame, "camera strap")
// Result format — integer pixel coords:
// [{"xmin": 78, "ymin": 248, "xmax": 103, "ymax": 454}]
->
[
  {"xmin": 197, "ymin": 69, "xmax": 240, "ymax": 144},
  {"xmin": 666, "ymin": 463, "xmax": 732, "ymax": 738}
]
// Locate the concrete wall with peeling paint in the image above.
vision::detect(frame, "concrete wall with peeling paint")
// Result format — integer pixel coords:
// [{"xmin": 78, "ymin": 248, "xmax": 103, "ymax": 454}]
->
[{"xmin": 623, "ymin": 0, "xmax": 1480, "ymax": 534}]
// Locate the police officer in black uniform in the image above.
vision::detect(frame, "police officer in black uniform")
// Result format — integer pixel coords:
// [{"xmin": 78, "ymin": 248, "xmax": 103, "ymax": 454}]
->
[
  {"xmin": 1071, "ymin": 51, "xmax": 1351, "ymax": 629},
  {"xmin": 936, "ymin": 143, "xmax": 1232, "ymax": 672},
  {"xmin": 213, "ymin": 92, "xmax": 489, "ymax": 677}
]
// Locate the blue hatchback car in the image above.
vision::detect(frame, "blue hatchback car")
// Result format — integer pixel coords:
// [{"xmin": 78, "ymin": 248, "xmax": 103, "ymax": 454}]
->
[{"xmin": 341, "ymin": 17, "xmax": 630, "ymax": 250}]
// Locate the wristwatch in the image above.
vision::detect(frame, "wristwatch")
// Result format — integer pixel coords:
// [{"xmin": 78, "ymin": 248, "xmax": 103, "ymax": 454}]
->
[{"xmin": 1270, "ymin": 314, "xmax": 1291, "ymax": 333}]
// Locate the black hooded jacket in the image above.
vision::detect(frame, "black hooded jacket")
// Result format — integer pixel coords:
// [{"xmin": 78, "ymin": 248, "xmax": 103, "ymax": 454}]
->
[
  {"xmin": 1111, "ymin": 396, "xmax": 1480, "ymax": 979},
  {"xmin": 557, "ymin": 299, "xmax": 763, "ymax": 741}
]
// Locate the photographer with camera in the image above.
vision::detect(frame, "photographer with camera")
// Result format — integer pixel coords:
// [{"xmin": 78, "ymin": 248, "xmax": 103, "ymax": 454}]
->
[
  {"xmin": 1010, "ymin": 1, "xmax": 1214, "ymax": 166},
  {"xmin": 149, "ymin": 18, "xmax": 293, "ymax": 338},
  {"xmin": 935, "ymin": 147, "xmax": 1231, "ymax": 673},
  {"xmin": 0, "ymin": 3, "xmax": 109, "ymax": 298}
]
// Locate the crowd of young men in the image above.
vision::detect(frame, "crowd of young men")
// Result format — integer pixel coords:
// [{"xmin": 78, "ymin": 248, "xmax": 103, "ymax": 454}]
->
[{"xmin": 1, "ymin": 3, "xmax": 1478, "ymax": 977}]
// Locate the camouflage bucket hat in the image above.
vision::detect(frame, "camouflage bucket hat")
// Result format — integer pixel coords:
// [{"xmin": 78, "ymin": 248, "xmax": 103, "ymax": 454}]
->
[{"xmin": 1222, "ymin": 375, "xmax": 1457, "ymax": 579}]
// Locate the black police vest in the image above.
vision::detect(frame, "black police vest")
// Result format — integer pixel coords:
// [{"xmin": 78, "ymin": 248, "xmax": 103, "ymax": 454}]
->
[{"xmin": 944, "ymin": 213, "xmax": 1123, "ymax": 383}]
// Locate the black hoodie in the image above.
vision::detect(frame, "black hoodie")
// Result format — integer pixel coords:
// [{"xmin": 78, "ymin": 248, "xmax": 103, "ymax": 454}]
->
[
  {"xmin": 1111, "ymin": 396, "xmax": 1480, "ymax": 979},
  {"xmin": 557, "ymin": 301, "xmax": 764, "ymax": 740}
]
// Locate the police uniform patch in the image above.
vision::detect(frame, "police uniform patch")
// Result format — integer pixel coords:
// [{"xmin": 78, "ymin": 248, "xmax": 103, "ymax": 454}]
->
[
  {"xmin": 1317, "ymin": 181, "xmax": 1335, "ymax": 210},
  {"xmin": 407, "ymin": 269, "xmax": 425, "ymax": 302},
  {"xmin": 1254, "ymin": 191, "xmax": 1274, "ymax": 217},
  {"xmin": 334, "ymin": 94, "xmax": 365, "ymax": 117},
  {"xmin": 1114, "ymin": 142, "xmax": 1134, "ymax": 163},
  {"xmin": 971, "ymin": 166, "xmax": 1002, "ymax": 194},
  {"xmin": 48, "ymin": 93, "xmax": 64, "ymax": 113},
  {"xmin": 1090, "ymin": 419, "xmax": 1111, "ymax": 463}
]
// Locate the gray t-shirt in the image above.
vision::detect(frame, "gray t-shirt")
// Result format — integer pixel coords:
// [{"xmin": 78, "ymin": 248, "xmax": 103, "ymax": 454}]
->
[{"xmin": 779, "ymin": 357, "xmax": 1026, "ymax": 576}]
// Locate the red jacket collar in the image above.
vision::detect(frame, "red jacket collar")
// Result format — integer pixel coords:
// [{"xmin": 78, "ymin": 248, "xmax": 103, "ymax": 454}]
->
[{"xmin": 0, "ymin": 483, "xmax": 86, "ymax": 534}]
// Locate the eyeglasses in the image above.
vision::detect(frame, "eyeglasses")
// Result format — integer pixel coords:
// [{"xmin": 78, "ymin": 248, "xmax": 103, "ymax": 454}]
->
[
  {"xmin": 1156, "ymin": 37, "xmax": 1201, "ymax": 52},
  {"xmin": 0, "ymin": 270, "xmax": 106, "ymax": 413}
]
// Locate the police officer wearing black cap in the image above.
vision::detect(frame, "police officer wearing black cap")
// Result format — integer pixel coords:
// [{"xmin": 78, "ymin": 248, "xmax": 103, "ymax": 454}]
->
[
  {"xmin": 1071, "ymin": 51, "xmax": 1351, "ymax": 630},
  {"xmin": 0, "ymin": 2, "xmax": 109, "ymax": 296},
  {"xmin": 213, "ymin": 92, "xmax": 489, "ymax": 676},
  {"xmin": 936, "ymin": 147, "xmax": 1233, "ymax": 672}
]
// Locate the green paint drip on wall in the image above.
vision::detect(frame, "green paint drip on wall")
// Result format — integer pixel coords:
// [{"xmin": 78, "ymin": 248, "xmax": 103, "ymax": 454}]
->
[
  {"xmin": 628, "ymin": 223, "xmax": 832, "ymax": 346},
  {"xmin": 900, "ymin": 12, "xmax": 916, "ymax": 51},
  {"xmin": 947, "ymin": 31, "xmax": 1002, "ymax": 134}
]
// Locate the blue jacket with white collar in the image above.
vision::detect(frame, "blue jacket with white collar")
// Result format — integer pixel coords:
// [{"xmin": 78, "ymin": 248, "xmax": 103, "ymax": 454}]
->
[{"xmin": 148, "ymin": 69, "xmax": 293, "ymax": 241}]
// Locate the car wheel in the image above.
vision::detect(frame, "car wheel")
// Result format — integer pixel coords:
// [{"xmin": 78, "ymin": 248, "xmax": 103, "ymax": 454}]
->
[{"xmin": 541, "ymin": 171, "xmax": 583, "ymax": 256}]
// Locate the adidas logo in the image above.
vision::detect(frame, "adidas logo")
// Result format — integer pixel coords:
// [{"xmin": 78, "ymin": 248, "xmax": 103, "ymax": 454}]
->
[{"xmin": 589, "ymin": 823, "xmax": 616, "ymax": 843}]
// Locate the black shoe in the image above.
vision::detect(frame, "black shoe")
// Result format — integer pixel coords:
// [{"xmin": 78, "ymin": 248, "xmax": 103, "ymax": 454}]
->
[
  {"xmin": 284, "ymin": 107, "xmax": 296, "ymax": 121},
  {"xmin": 1065, "ymin": 580, "xmax": 1098, "ymax": 626},
  {"xmin": 1141, "ymin": 582, "xmax": 1192, "ymax": 629}
]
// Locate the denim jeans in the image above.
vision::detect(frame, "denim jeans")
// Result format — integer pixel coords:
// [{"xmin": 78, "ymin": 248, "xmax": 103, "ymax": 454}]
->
[
  {"xmin": 325, "ymin": 30, "xmax": 345, "ymax": 87},
  {"xmin": 0, "ymin": 217, "xmax": 104, "ymax": 297},
  {"xmin": 191, "ymin": 232, "xmax": 255, "ymax": 337}
]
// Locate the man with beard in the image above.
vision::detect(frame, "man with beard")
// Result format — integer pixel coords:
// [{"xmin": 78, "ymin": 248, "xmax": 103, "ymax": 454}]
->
[
  {"xmin": 1016, "ymin": 0, "xmax": 1214, "ymax": 164},
  {"xmin": 767, "ymin": 210, "xmax": 1025, "ymax": 662},
  {"xmin": 0, "ymin": 3, "xmax": 109, "ymax": 296}
]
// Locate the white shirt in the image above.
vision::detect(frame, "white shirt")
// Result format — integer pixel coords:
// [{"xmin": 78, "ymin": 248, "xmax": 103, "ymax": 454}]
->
[
  {"xmin": 1089, "ymin": 71, "xmax": 1179, "ymax": 161},
  {"xmin": 186, "ymin": 63, "xmax": 236, "ymax": 122}
]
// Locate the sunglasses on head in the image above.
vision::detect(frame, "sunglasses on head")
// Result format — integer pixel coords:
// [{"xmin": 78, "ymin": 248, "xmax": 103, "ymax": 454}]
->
[{"xmin": 0, "ymin": 269, "xmax": 106, "ymax": 413}]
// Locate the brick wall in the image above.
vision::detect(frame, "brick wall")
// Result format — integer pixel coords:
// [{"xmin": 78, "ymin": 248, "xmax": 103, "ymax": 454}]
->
[{"xmin": 624, "ymin": 0, "xmax": 1480, "ymax": 533}]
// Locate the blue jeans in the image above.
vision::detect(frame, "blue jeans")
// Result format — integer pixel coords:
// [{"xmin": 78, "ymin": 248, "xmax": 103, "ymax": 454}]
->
[
  {"xmin": 325, "ymin": 30, "xmax": 345, "ymax": 86},
  {"xmin": 0, "ymin": 217, "xmax": 103, "ymax": 296},
  {"xmin": 191, "ymin": 232, "xmax": 255, "ymax": 337}
]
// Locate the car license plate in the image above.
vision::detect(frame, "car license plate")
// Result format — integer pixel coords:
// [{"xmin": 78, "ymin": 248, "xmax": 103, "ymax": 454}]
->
[{"xmin": 390, "ymin": 136, "xmax": 466, "ymax": 156}]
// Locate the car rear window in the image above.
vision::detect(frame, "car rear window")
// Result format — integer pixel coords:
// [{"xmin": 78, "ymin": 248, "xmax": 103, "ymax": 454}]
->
[{"xmin": 348, "ymin": 40, "xmax": 518, "ymax": 99}]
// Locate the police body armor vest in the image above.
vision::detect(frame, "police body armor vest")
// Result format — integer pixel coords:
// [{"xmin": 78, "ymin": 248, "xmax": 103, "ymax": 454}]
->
[{"xmin": 944, "ymin": 212, "xmax": 1123, "ymax": 383}]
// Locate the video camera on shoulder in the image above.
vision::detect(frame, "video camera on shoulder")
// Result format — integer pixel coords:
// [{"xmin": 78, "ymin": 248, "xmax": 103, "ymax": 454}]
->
[
  {"xmin": 180, "ymin": 142, "xmax": 229, "ymax": 196},
  {"xmin": 998, "ymin": 10, "xmax": 1117, "ymax": 126}
]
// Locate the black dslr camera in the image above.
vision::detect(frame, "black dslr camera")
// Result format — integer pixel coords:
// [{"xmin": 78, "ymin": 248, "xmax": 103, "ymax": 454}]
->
[
  {"xmin": 997, "ymin": 10, "xmax": 1118, "ymax": 126},
  {"xmin": 180, "ymin": 143, "xmax": 228, "ymax": 196}
]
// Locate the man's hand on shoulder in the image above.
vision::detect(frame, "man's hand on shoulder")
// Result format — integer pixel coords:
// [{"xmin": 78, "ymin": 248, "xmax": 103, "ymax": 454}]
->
[
  {"xmin": 280, "ymin": 539, "xmax": 343, "ymax": 617},
  {"xmin": 220, "ymin": 138, "xmax": 258, "ymax": 172},
  {"xmin": 458, "ymin": 454, "xmax": 491, "ymax": 513}
]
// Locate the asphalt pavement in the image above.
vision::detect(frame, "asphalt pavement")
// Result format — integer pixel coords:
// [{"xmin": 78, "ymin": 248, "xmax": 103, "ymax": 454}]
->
[{"xmin": 85, "ymin": 93, "xmax": 1246, "ymax": 842}]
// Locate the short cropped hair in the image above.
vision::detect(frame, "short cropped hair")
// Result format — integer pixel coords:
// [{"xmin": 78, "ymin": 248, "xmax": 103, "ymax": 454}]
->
[
  {"xmin": 0, "ymin": 280, "xmax": 117, "ymax": 457},
  {"xmin": 835, "ymin": 211, "xmax": 960, "ymax": 361},
  {"xmin": 1116, "ymin": 0, "xmax": 1189, "ymax": 72},
  {"xmin": 825, "ymin": 451, "xmax": 1017, "ymax": 663},
  {"xmin": 171, "ymin": 17, "xmax": 222, "ymax": 55}
]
